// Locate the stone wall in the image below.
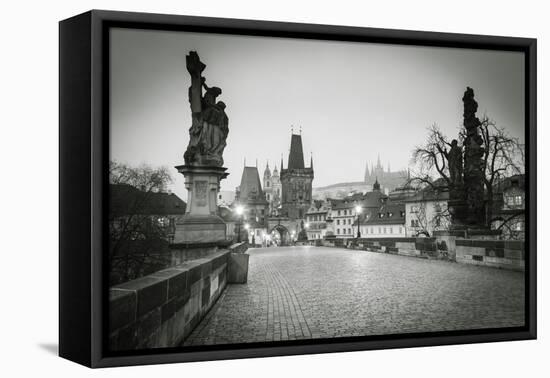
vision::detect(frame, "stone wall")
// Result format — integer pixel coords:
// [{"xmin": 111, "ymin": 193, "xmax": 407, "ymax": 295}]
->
[
  {"xmin": 455, "ymin": 239, "xmax": 525, "ymax": 271},
  {"xmin": 108, "ymin": 250, "xmax": 229, "ymax": 351},
  {"xmin": 347, "ymin": 237, "xmax": 446, "ymax": 259},
  {"xmin": 322, "ymin": 237, "xmax": 525, "ymax": 271}
]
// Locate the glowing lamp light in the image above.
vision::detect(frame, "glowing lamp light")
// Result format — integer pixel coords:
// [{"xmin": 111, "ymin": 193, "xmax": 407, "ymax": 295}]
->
[
  {"xmin": 355, "ymin": 205, "xmax": 362, "ymax": 214},
  {"xmin": 235, "ymin": 205, "xmax": 244, "ymax": 216},
  {"xmin": 244, "ymin": 223, "xmax": 250, "ymax": 230}
]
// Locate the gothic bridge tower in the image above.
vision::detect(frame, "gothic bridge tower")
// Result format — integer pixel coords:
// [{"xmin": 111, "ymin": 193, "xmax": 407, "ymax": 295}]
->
[{"xmin": 280, "ymin": 133, "xmax": 314, "ymax": 220}]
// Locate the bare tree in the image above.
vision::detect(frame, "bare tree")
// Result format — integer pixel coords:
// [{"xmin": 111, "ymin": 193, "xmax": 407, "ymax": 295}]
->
[
  {"xmin": 109, "ymin": 161, "xmax": 174, "ymax": 285},
  {"xmin": 410, "ymin": 124, "xmax": 455, "ymax": 191},
  {"xmin": 410, "ymin": 118, "xmax": 524, "ymax": 228},
  {"xmin": 475, "ymin": 116, "xmax": 524, "ymax": 226}
]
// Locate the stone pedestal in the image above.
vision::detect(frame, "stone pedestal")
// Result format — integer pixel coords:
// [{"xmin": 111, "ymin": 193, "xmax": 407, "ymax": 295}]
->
[{"xmin": 172, "ymin": 165, "xmax": 229, "ymax": 244}]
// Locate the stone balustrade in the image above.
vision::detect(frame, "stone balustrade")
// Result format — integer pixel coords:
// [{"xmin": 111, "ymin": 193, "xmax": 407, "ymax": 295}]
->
[{"xmin": 108, "ymin": 242, "xmax": 248, "ymax": 351}]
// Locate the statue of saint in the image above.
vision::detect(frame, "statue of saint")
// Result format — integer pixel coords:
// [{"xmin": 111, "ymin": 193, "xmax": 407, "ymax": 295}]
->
[
  {"xmin": 447, "ymin": 139, "xmax": 463, "ymax": 186},
  {"xmin": 183, "ymin": 51, "xmax": 229, "ymax": 167}
]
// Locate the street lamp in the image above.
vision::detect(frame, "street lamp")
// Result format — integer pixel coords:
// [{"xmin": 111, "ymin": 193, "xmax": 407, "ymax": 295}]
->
[
  {"xmin": 235, "ymin": 205, "xmax": 244, "ymax": 242},
  {"xmin": 355, "ymin": 205, "xmax": 362, "ymax": 239}
]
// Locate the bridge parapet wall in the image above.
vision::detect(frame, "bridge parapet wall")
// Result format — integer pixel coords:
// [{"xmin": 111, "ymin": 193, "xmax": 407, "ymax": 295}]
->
[
  {"xmin": 322, "ymin": 237, "xmax": 524, "ymax": 271},
  {"xmin": 455, "ymin": 239, "xmax": 524, "ymax": 271},
  {"xmin": 108, "ymin": 248, "xmax": 234, "ymax": 351}
]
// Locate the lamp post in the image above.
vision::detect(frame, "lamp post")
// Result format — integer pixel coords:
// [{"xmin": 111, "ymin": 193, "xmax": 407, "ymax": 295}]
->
[
  {"xmin": 235, "ymin": 205, "xmax": 244, "ymax": 242},
  {"xmin": 355, "ymin": 205, "xmax": 362, "ymax": 239}
]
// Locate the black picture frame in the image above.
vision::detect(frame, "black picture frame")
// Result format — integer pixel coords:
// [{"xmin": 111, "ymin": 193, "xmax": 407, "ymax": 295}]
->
[{"xmin": 59, "ymin": 9, "xmax": 537, "ymax": 368}]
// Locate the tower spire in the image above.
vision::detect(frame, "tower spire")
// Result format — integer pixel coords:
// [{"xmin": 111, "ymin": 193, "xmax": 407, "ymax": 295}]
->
[
  {"xmin": 310, "ymin": 152, "xmax": 313, "ymax": 169},
  {"xmin": 364, "ymin": 160, "xmax": 370, "ymax": 182}
]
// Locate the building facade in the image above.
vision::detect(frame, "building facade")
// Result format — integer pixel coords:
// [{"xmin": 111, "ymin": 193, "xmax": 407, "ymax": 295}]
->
[
  {"xmin": 329, "ymin": 181, "xmax": 388, "ymax": 239},
  {"xmin": 491, "ymin": 174, "xmax": 525, "ymax": 240},
  {"xmin": 404, "ymin": 187, "xmax": 450, "ymax": 237},
  {"xmin": 234, "ymin": 165, "xmax": 269, "ymax": 245},
  {"xmin": 305, "ymin": 200, "xmax": 331, "ymax": 240},
  {"xmin": 280, "ymin": 133, "xmax": 314, "ymax": 220},
  {"xmin": 357, "ymin": 201, "xmax": 406, "ymax": 238}
]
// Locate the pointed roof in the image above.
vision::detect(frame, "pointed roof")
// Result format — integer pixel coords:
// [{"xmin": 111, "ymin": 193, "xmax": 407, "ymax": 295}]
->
[
  {"xmin": 310, "ymin": 153, "xmax": 314, "ymax": 169},
  {"xmin": 364, "ymin": 160, "xmax": 370, "ymax": 181},
  {"xmin": 288, "ymin": 134, "xmax": 305, "ymax": 169},
  {"xmin": 264, "ymin": 161, "xmax": 271, "ymax": 177},
  {"xmin": 273, "ymin": 164, "xmax": 278, "ymax": 175},
  {"xmin": 238, "ymin": 166, "xmax": 267, "ymax": 203}
]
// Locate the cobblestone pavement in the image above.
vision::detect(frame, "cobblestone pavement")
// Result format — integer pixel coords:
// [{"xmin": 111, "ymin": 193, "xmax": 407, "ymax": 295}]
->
[{"xmin": 184, "ymin": 246, "xmax": 525, "ymax": 346}]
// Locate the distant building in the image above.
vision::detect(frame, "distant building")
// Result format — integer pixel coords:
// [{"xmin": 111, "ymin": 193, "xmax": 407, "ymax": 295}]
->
[
  {"xmin": 109, "ymin": 183, "xmax": 187, "ymax": 243},
  {"xmin": 305, "ymin": 200, "xmax": 331, "ymax": 240},
  {"xmin": 364, "ymin": 154, "xmax": 407, "ymax": 193},
  {"xmin": 492, "ymin": 174, "xmax": 525, "ymax": 240},
  {"xmin": 280, "ymin": 133, "xmax": 314, "ymax": 220},
  {"xmin": 235, "ymin": 165, "xmax": 269, "ymax": 246},
  {"xmin": 329, "ymin": 180, "xmax": 387, "ymax": 239},
  {"xmin": 404, "ymin": 185, "xmax": 450, "ymax": 237},
  {"xmin": 263, "ymin": 161, "xmax": 282, "ymax": 215},
  {"xmin": 357, "ymin": 201, "xmax": 406, "ymax": 238}
]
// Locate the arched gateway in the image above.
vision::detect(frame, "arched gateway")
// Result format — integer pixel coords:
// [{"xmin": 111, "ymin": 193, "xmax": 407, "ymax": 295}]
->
[{"xmin": 266, "ymin": 217, "xmax": 300, "ymax": 246}]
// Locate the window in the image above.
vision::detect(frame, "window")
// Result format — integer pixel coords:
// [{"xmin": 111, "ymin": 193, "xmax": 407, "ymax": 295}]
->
[
  {"xmin": 379, "ymin": 213, "xmax": 384, "ymax": 218},
  {"xmin": 336, "ymin": 219, "xmax": 340, "ymax": 225},
  {"xmin": 218, "ymin": 194, "xmax": 222, "ymax": 199},
  {"xmin": 348, "ymin": 219, "xmax": 351, "ymax": 225},
  {"xmin": 399, "ymin": 227, "xmax": 402, "ymax": 234},
  {"xmin": 337, "ymin": 228, "xmax": 340, "ymax": 234},
  {"xmin": 390, "ymin": 227, "xmax": 393, "ymax": 234},
  {"xmin": 338, "ymin": 210, "xmax": 341, "ymax": 216},
  {"xmin": 388, "ymin": 212, "xmax": 393, "ymax": 217},
  {"xmin": 383, "ymin": 227, "xmax": 386, "ymax": 234},
  {"xmin": 378, "ymin": 227, "xmax": 381, "ymax": 234},
  {"xmin": 400, "ymin": 211, "xmax": 405, "ymax": 217},
  {"xmin": 266, "ymin": 194, "xmax": 270, "ymax": 200}
]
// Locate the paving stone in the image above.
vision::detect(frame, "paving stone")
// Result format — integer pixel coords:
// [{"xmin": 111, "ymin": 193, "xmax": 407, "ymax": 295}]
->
[{"xmin": 183, "ymin": 246, "xmax": 525, "ymax": 346}]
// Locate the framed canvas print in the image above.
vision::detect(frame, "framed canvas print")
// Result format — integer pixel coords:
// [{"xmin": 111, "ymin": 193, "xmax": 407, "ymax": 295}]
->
[{"xmin": 59, "ymin": 10, "xmax": 536, "ymax": 368}]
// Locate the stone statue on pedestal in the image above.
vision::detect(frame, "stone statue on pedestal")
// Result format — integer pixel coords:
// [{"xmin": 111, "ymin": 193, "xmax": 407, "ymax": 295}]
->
[
  {"xmin": 462, "ymin": 87, "xmax": 486, "ymax": 227},
  {"xmin": 172, "ymin": 51, "xmax": 230, "ymax": 247},
  {"xmin": 448, "ymin": 87, "xmax": 486, "ymax": 231}
]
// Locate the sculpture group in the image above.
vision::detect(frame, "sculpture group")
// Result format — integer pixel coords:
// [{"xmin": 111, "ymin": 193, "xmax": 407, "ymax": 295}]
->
[
  {"xmin": 445, "ymin": 86, "xmax": 487, "ymax": 230},
  {"xmin": 184, "ymin": 51, "xmax": 229, "ymax": 167}
]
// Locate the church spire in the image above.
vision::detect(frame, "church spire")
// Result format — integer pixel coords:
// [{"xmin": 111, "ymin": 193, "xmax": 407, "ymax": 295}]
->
[
  {"xmin": 310, "ymin": 152, "xmax": 313, "ymax": 169},
  {"xmin": 373, "ymin": 177, "xmax": 381, "ymax": 191},
  {"xmin": 377, "ymin": 154, "xmax": 381, "ymax": 169},
  {"xmin": 280, "ymin": 153, "xmax": 284, "ymax": 170},
  {"xmin": 364, "ymin": 160, "xmax": 370, "ymax": 182}
]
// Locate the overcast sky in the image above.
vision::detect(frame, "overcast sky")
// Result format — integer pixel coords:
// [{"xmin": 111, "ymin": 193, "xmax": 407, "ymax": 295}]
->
[{"xmin": 110, "ymin": 28, "xmax": 525, "ymax": 201}]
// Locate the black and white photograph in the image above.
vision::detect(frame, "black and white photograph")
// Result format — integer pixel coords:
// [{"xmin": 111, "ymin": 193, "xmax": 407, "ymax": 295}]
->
[{"xmin": 107, "ymin": 26, "xmax": 529, "ymax": 352}]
